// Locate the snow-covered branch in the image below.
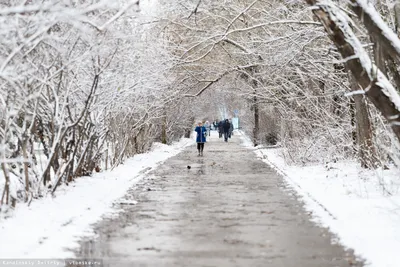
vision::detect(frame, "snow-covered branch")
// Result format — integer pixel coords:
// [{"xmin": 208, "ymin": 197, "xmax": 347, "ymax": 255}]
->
[
  {"xmin": 349, "ymin": 0, "xmax": 400, "ymax": 64},
  {"xmin": 305, "ymin": 0, "xmax": 400, "ymax": 142}
]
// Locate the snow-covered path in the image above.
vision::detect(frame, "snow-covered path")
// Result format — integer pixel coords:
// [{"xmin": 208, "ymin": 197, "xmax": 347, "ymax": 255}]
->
[{"xmin": 73, "ymin": 132, "xmax": 362, "ymax": 267}]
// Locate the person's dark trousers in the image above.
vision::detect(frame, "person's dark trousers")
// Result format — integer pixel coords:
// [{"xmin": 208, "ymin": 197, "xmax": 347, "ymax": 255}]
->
[
  {"xmin": 219, "ymin": 130, "xmax": 222, "ymax": 138},
  {"xmin": 197, "ymin": 143, "xmax": 204, "ymax": 155},
  {"xmin": 224, "ymin": 131, "xmax": 229, "ymax": 142}
]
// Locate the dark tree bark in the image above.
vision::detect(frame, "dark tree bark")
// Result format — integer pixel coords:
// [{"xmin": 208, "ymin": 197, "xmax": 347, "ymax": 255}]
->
[
  {"xmin": 161, "ymin": 109, "xmax": 167, "ymax": 144},
  {"xmin": 349, "ymin": 0, "xmax": 400, "ymax": 65},
  {"xmin": 395, "ymin": 1, "xmax": 400, "ymax": 35},
  {"xmin": 253, "ymin": 93, "xmax": 259, "ymax": 147},
  {"xmin": 387, "ymin": 58, "xmax": 400, "ymax": 92},
  {"xmin": 1, "ymin": 162, "xmax": 10, "ymax": 206},
  {"xmin": 371, "ymin": 35, "xmax": 386, "ymax": 74},
  {"xmin": 349, "ymin": 74, "xmax": 379, "ymax": 168},
  {"xmin": 349, "ymin": 98, "xmax": 357, "ymax": 150},
  {"xmin": 304, "ymin": 0, "xmax": 400, "ymax": 143},
  {"xmin": 22, "ymin": 137, "xmax": 30, "ymax": 202}
]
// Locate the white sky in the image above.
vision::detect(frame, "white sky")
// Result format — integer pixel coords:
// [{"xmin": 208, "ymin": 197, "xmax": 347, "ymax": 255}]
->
[{"xmin": 139, "ymin": 0, "xmax": 159, "ymax": 16}]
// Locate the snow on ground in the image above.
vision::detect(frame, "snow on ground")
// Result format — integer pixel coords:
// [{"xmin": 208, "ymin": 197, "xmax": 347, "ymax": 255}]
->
[
  {"xmin": 2, "ymin": 128, "xmax": 400, "ymax": 266},
  {"xmin": 0, "ymin": 137, "xmax": 194, "ymax": 258},
  {"xmin": 238, "ymin": 131, "xmax": 400, "ymax": 267}
]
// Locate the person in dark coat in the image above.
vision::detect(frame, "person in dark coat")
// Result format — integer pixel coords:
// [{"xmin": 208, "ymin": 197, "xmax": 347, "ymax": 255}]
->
[
  {"xmin": 222, "ymin": 119, "xmax": 231, "ymax": 142},
  {"xmin": 229, "ymin": 119, "xmax": 234, "ymax": 138},
  {"xmin": 218, "ymin": 120, "xmax": 223, "ymax": 138},
  {"xmin": 213, "ymin": 120, "xmax": 217, "ymax": 131},
  {"xmin": 195, "ymin": 121, "xmax": 207, "ymax": 156}
]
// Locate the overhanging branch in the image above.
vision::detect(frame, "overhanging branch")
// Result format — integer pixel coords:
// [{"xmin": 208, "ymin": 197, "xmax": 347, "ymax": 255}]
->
[
  {"xmin": 183, "ymin": 70, "xmax": 232, "ymax": 97},
  {"xmin": 305, "ymin": 0, "xmax": 400, "ymax": 142}
]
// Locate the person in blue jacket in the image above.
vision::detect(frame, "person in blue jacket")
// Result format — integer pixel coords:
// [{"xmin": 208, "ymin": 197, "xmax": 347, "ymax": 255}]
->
[{"xmin": 195, "ymin": 121, "xmax": 207, "ymax": 156}]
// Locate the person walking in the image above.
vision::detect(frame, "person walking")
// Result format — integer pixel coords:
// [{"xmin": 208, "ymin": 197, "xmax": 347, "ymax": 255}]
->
[
  {"xmin": 229, "ymin": 118, "xmax": 234, "ymax": 138},
  {"xmin": 222, "ymin": 119, "xmax": 231, "ymax": 142},
  {"xmin": 213, "ymin": 120, "xmax": 217, "ymax": 131},
  {"xmin": 195, "ymin": 121, "xmax": 207, "ymax": 156},
  {"xmin": 218, "ymin": 120, "xmax": 223, "ymax": 138},
  {"xmin": 205, "ymin": 120, "xmax": 211, "ymax": 136}
]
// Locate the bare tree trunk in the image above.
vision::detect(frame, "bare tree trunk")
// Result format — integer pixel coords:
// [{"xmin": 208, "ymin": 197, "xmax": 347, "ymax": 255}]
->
[
  {"xmin": 105, "ymin": 145, "xmax": 109, "ymax": 170},
  {"xmin": 111, "ymin": 137, "xmax": 130, "ymax": 170},
  {"xmin": 394, "ymin": 1, "xmax": 400, "ymax": 35},
  {"xmin": 65, "ymin": 130, "xmax": 76, "ymax": 183},
  {"xmin": 253, "ymin": 93, "xmax": 259, "ymax": 147},
  {"xmin": 22, "ymin": 138, "xmax": 30, "ymax": 202},
  {"xmin": 161, "ymin": 109, "xmax": 167, "ymax": 144},
  {"xmin": 349, "ymin": 98, "xmax": 357, "ymax": 150},
  {"xmin": 348, "ymin": 0, "xmax": 400, "ymax": 65},
  {"xmin": 371, "ymin": 34, "xmax": 386, "ymax": 73},
  {"xmin": 1, "ymin": 162, "xmax": 10, "ymax": 206},
  {"xmin": 387, "ymin": 58, "xmax": 400, "ymax": 91},
  {"xmin": 304, "ymin": 0, "xmax": 400, "ymax": 142},
  {"xmin": 73, "ymin": 134, "xmax": 94, "ymax": 177},
  {"xmin": 349, "ymin": 74, "xmax": 379, "ymax": 168},
  {"xmin": 354, "ymin": 95, "xmax": 379, "ymax": 168},
  {"xmin": 111, "ymin": 135, "xmax": 115, "ymax": 167},
  {"xmin": 184, "ymin": 117, "xmax": 195, "ymax": 138}
]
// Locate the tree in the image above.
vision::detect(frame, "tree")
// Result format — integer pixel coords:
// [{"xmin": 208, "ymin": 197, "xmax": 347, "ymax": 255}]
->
[{"xmin": 0, "ymin": 0, "xmax": 190, "ymax": 210}]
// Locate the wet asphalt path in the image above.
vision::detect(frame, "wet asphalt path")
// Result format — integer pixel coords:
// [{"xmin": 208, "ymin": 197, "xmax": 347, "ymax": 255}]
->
[{"xmin": 73, "ymin": 131, "xmax": 362, "ymax": 267}]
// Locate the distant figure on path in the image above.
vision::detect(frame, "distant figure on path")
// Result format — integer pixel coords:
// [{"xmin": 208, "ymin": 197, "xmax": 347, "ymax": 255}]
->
[
  {"xmin": 222, "ymin": 119, "xmax": 231, "ymax": 142},
  {"xmin": 229, "ymin": 118, "xmax": 234, "ymax": 138},
  {"xmin": 218, "ymin": 120, "xmax": 223, "ymax": 138},
  {"xmin": 195, "ymin": 121, "xmax": 207, "ymax": 156},
  {"xmin": 204, "ymin": 121, "xmax": 211, "ymax": 136}
]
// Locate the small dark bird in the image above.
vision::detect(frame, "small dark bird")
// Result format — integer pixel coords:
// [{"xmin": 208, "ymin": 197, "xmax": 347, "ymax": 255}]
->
[{"xmin": 187, "ymin": 165, "xmax": 191, "ymax": 169}]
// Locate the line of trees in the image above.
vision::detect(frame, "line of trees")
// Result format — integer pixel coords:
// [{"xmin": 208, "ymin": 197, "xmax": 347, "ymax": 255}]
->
[
  {"xmin": 158, "ymin": 0, "xmax": 400, "ymax": 171},
  {"xmin": 0, "ymin": 0, "xmax": 195, "ymax": 211},
  {"xmin": 2, "ymin": 0, "xmax": 400, "ymax": 211}
]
